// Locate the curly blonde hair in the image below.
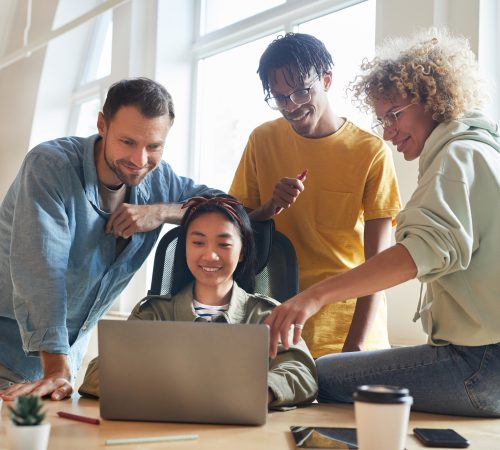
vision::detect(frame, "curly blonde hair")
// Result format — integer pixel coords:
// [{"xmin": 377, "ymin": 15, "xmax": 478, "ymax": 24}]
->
[{"xmin": 350, "ymin": 28, "xmax": 488, "ymax": 122}]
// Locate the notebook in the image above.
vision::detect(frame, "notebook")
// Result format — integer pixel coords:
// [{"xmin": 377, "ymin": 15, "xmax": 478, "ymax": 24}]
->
[{"xmin": 97, "ymin": 319, "xmax": 269, "ymax": 425}]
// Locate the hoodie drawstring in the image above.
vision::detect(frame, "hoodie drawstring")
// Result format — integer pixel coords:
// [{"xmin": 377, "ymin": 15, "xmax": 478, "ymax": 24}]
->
[{"xmin": 413, "ymin": 283, "xmax": 424, "ymax": 322}]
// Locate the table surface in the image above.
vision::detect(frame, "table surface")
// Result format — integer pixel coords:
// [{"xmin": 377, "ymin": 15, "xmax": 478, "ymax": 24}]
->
[{"xmin": 1, "ymin": 396, "xmax": 498, "ymax": 449}]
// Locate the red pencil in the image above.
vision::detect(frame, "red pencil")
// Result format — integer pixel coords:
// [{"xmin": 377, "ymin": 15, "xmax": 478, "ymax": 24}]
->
[
  {"xmin": 274, "ymin": 168, "xmax": 308, "ymax": 215},
  {"xmin": 57, "ymin": 411, "xmax": 100, "ymax": 425}
]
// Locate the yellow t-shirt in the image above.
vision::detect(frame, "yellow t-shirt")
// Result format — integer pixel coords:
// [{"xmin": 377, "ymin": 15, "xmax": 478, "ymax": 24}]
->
[{"xmin": 230, "ymin": 118, "xmax": 401, "ymax": 357}]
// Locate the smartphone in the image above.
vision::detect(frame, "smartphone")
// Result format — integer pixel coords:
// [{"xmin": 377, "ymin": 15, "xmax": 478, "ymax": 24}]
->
[
  {"xmin": 413, "ymin": 428, "xmax": 470, "ymax": 448},
  {"xmin": 290, "ymin": 426, "xmax": 358, "ymax": 449}
]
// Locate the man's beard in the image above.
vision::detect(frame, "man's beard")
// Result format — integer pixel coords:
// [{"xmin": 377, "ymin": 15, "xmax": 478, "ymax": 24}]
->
[{"xmin": 103, "ymin": 142, "xmax": 148, "ymax": 187}]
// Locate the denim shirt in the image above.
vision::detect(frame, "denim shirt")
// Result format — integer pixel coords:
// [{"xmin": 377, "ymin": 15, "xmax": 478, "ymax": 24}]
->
[{"xmin": 0, "ymin": 135, "xmax": 220, "ymax": 382}]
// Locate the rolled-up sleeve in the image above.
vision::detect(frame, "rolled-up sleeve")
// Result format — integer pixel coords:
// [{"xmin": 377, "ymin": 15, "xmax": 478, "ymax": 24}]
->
[
  {"xmin": 268, "ymin": 336, "xmax": 318, "ymax": 410},
  {"xmin": 396, "ymin": 173, "xmax": 474, "ymax": 282},
  {"xmin": 10, "ymin": 152, "xmax": 71, "ymax": 355}
]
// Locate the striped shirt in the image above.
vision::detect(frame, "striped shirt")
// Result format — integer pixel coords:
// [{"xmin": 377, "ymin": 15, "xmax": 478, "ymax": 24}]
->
[{"xmin": 192, "ymin": 299, "xmax": 229, "ymax": 322}]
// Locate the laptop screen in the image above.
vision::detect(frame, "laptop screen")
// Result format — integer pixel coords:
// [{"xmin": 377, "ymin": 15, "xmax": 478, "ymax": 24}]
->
[{"xmin": 98, "ymin": 320, "xmax": 269, "ymax": 425}]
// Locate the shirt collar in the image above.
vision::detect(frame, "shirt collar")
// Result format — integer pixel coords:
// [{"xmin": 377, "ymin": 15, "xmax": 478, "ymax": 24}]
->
[
  {"xmin": 173, "ymin": 281, "xmax": 248, "ymax": 323},
  {"xmin": 83, "ymin": 134, "xmax": 101, "ymax": 207}
]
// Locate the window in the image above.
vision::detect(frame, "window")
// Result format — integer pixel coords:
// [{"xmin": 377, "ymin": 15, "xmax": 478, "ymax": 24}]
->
[
  {"xmin": 297, "ymin": 0, "xmax": 376, "ymax": 129},
  {"xmin": 201, "ymin": 0, "xmax": 285, "ymax": 34},
  {"xmin": 29, "ymin": 2, "xmax": 113, "ymax": 146},
  {"xmin": 195, "ymin": 34, "xmax": 278, "ymax": 191},
  {"xmin": 70, "ymin": 10, "xmax": 113, "ymax": 136},
  {"xmin": 80, "ymin": 11, "xmax": 112, "ymax": 85},
  {"xmin": 74, "ymin": 97, "xmax": 101, "ymax": 137},
  {"xmin": 194, "ymin": 0, "xmax": 376, "ymax": 191}
]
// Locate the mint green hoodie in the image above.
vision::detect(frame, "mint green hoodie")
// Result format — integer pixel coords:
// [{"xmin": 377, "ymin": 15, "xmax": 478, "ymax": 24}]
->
[{"xmin": 395, "ymin": 111, "xmax": 500, "ymax": 346}]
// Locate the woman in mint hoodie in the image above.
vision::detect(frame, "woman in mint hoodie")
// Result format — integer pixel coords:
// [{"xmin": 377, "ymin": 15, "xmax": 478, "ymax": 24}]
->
[{"xmin": 265, "ymin": 28, "xmax": 500, "ymax": 417}]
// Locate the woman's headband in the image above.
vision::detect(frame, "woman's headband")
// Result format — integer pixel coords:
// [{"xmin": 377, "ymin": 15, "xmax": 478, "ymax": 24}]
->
[{"xmin": 181, "ymin": 196, "xmax": 244, "ymax": 229}]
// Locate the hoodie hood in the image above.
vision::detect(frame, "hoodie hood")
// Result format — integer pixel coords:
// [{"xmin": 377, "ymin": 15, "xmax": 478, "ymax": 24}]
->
[{"xmin": 418, "ymin": 110, "xmax": 500, "ymax": 180}]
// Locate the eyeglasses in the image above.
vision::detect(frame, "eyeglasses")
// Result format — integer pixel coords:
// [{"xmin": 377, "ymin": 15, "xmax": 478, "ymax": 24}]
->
[
  {"xmin": 371, "ymin": 103, "xmax": 415, "ymax": 137},
  {"xmin": 264, "ymin": 77, "xmax": 320, "ymax": 110}
]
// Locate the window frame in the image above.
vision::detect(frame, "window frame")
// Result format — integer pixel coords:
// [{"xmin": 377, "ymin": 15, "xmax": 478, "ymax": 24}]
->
[{"xmin": 190, "ymin": 0, "xmax": 371, "ymax": 183}]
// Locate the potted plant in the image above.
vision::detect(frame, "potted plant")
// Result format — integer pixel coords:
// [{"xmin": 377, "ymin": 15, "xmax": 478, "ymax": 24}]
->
[{"xmin": 6, "ymin": 395, "xmax": 51, "ymax": 450}]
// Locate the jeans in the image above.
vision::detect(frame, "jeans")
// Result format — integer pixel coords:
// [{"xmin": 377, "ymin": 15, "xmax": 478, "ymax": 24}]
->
[
  {"xmin": 0, "ymin": 363, "xmax": 26, "ymax": 391},
  {"xmin": 316, "ymin": 343, "xmax": 500, "ymax": 417}
]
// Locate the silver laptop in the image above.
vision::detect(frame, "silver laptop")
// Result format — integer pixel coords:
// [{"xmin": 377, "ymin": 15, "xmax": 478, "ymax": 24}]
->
[{"xmin": 98, "ymin": 320, "xmax": 269, "ymax": 425}]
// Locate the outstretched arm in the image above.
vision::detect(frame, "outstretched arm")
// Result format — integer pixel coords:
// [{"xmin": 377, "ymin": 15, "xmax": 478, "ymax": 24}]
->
[
  {"xmin": 106, "ymin": 203, "xmax": 184, "ymax": 238},
  {"xmin": 265, "ymin": 244, "xmax": 417, "ymax": 358},
  {"xmin": 106, "ymin": 161, "xmax": 224, "ymax": 238}
]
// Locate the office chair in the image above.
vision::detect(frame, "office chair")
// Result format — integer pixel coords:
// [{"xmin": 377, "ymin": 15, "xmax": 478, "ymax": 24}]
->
[{"xmin": 148, "ymin": 220, "xmax": 298, "ymax": 302}]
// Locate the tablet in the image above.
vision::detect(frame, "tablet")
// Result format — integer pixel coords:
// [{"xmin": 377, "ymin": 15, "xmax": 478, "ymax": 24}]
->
[{"xmin": 290, "ymin": 426, "xmax": 358, "ymax": 449}]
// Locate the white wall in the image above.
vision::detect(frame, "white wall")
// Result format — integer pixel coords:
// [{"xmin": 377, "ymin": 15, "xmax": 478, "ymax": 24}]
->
[
  {"xmin": 0, "ymin": 0, "xmax": 497, "ymax": 346},
  {"xmin": 0, "ymin": 0, "xmax": 58, "ymax": 199}
]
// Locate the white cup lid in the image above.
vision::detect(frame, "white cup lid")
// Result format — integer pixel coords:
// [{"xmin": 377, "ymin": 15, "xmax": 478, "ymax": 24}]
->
[{"xmin": 353, "ymin": 385, "xmax": 413, "ymax": 404}]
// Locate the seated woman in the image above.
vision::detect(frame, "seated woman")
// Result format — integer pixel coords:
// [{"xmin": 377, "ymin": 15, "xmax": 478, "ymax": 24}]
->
[
  {"xmin": 264, "ymin": 28, "xmax": 500, "ymax": 417},
  {"xmin": 79, "ymin": 194, "xmax": 317, "ymax": 409}
]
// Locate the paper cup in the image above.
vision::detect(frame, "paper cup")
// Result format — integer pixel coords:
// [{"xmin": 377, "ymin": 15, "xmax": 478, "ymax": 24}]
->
[{"xmin": 354, "ymin": 385, "xmax": 412, "ymax": 450}]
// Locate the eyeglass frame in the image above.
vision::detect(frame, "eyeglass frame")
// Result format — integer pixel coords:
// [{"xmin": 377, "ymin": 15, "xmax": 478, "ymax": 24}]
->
[
  {"xmin": 371, "ymin": 103, "xmax": 415, "ymax": 136},
  {"xmin": 264, "ymin": 76, "xmax": 321, "ymax": 110}
]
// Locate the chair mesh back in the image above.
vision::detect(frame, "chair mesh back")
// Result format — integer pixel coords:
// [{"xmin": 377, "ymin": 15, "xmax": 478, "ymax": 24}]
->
[
  {"xmin": 149, "ymin": 227, "xmax": 180, "ymax": 296},
  {"xmin": 158, "ymin": 238, "xmax": 178, "ymax": 295},
  {"xmin": 254, "ymin": 231, "xmax": 298, "ymax": 302},
  {"xmin": 148, "ymin": 221, "xmax": 298, "ymax": 302}
]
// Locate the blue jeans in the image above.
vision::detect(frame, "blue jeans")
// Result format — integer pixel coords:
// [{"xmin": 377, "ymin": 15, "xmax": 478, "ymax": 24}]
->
[
  {"xmin": 0, "ymin": 363, "xmax": 26, "ymax": 391},
  {"xmin": 316, "ymin": 343, "xmax": 500, "ymax": 417}
]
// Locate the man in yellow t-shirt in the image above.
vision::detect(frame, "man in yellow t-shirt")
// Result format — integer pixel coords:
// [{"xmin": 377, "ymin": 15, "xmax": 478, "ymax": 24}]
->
[{"xmin": 229, "ymin": 33, "xmax": 401, "ymax": 358}]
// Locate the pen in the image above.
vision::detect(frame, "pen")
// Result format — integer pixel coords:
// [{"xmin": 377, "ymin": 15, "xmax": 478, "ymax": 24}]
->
[
  {"xmin": 274, "ymin": 168, "xmax": 308, "ymax": 215},
  {"xmin": 105, "ymin": 434, "xmax": 199, "ymax": 446},
  {"xmin": 57, "ymin": 411, "xmax": 101, "ymax": 425}
]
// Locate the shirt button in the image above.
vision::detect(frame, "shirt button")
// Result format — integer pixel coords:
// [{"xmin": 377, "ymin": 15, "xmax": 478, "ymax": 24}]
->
[{"xmin": 82, "ymin": 325, "xmax": 87, "ymax": 331}]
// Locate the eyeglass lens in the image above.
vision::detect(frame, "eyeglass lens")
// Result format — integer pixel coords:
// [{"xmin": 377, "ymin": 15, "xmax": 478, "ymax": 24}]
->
[
  {"xmin": 266, "ymin": 78, "xmax": 319, "ymax": 110},
  {"xmin": 267, "ymin": 89, "xmax": 311, "ymax": 110},
  {"xmin": 372, "ymin": 110, "xmax": 401, "ymax": 137}
]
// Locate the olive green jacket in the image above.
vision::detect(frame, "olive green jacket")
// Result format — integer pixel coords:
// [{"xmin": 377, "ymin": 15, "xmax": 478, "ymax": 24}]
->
[{"xmin": 79, "ymin": 282, "xmax": 318, "ymax": 409}]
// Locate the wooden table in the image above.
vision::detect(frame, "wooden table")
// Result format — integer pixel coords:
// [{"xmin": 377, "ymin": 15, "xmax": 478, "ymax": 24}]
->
[{"xmin": 1, "ymin": 395, "xmax": 498, "ymax": 449}]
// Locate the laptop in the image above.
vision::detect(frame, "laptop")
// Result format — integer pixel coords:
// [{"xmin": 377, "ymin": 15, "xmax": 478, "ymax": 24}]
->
[{"xmin": 98, "ymin": 319, "xmax": 269, "ymax": 425}]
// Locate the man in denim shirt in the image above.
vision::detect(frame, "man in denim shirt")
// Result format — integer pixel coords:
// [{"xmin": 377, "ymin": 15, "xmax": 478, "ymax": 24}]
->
[{"xmin": 0, "ymin": 78, "xmax": 220, "ymax": 400}]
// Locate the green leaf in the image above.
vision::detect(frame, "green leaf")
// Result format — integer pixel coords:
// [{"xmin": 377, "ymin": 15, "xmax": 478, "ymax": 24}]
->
[{"xmin": 9, "ymin": 395, "xmax": 47, "ymax": 426}]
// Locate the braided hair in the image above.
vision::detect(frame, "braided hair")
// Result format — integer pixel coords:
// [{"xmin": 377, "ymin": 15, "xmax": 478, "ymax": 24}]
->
[{"xmin": 257, "ymin": 32, "xmax": 334, "ymax": 94}]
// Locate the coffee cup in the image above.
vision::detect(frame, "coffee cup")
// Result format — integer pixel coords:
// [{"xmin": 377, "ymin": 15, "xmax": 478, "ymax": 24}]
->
[{"xmin": 354, "ymin": 385, "xmax": 412, "ymax": 450}]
